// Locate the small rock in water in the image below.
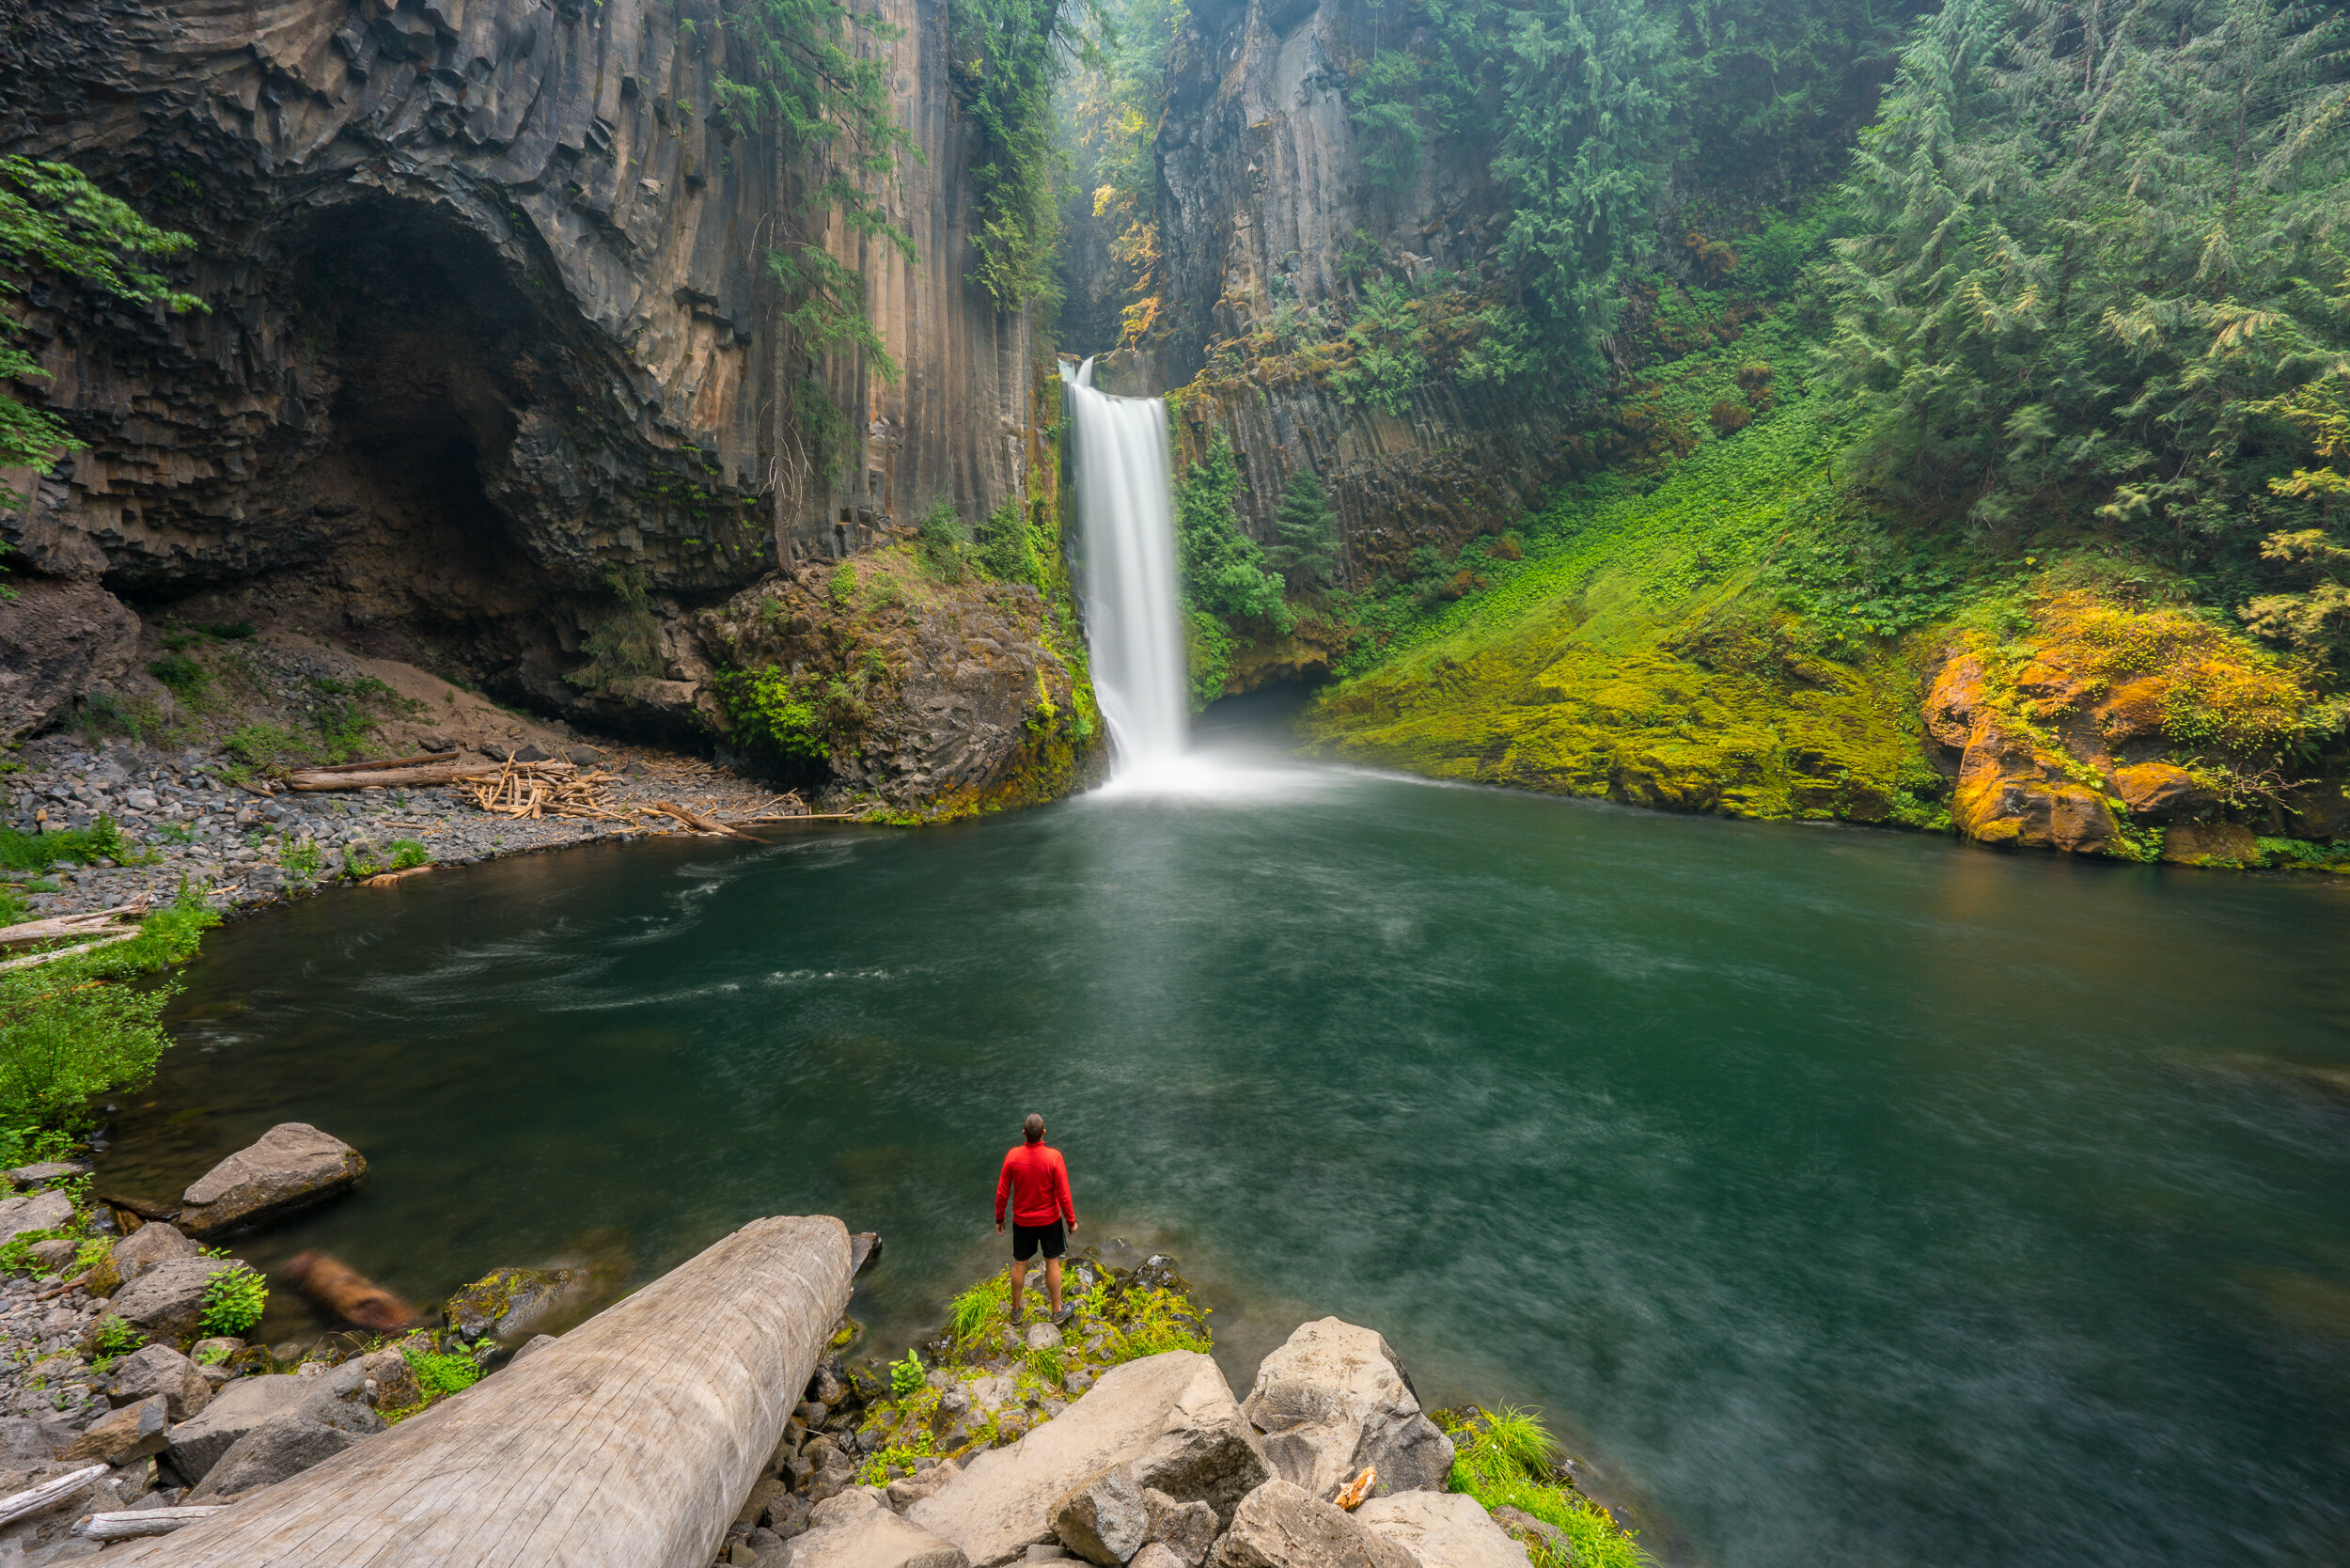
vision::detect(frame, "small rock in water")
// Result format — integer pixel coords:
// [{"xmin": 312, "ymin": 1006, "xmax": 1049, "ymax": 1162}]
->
[{"xmin": 177, "ymin": 1123, "xmax": 366, "ymax": 1237}]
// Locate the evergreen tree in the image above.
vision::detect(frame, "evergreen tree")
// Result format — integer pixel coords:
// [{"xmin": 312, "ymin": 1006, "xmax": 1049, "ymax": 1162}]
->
[
  {"xmin": 1175, "ymin": 433, "xmax": 1289, "ymax": 626},
  {"xmin": 1266, "ymin": 469, "xmax": 1342, "ymax": 594},
  {"xmin": 1820, "ymin": 0, "xmax": 2350, "ymax": 575}
]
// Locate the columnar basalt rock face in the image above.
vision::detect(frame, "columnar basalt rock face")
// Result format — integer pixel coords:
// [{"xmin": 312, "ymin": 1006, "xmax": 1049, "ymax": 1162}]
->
[
  {"xmin": 0, "ymin": 0, "xmax": 1041, "ymax": 740},
  {"xmin": 1125, "ymin": 0, "xmax": 1581, "ymax": 573},
  {"xmin": 800, "ymin": 0, "xmax": 1044, "ymax": 561}
]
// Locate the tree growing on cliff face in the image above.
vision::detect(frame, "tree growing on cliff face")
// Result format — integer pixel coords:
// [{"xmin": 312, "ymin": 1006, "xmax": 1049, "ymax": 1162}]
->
[
  {"xmin": 1266, "ymin": 469, "xmax": 1342, "ymax": 594},
  {"xmin": 1176, "ymin": 433, "xmax": 1290, "ymax": 626},
  {"xmin": 717, "ymin": 0, "xmax": 916, "ymax": 514},
  {"xmin": 0, "ymin": 157, "xmax": 202, "ymax": 508}
]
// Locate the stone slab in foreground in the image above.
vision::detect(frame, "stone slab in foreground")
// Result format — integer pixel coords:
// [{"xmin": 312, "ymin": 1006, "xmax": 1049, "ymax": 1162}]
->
[
  {"xmin": 908, "ymin": 1350, "xmax": 1270, "ymax": 1568},
  {"xmin": 104, "ymin": 1215, "xmax": 854, "ymax": 1568},
  {"xmin": 1354, "ymin": 1492, "xmax": 1533, "ymax": 1568}
]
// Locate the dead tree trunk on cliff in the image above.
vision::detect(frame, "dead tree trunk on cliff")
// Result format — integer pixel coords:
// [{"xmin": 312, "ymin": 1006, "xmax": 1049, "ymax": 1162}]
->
[{"xmin": 106, "ymin": 1215, "xmax": 855, "ymax": 1568}]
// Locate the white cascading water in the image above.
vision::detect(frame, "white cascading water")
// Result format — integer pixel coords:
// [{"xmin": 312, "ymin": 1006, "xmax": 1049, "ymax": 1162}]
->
[{"xmin": 1061, "ymin": 357, "xmax": 1189, "ymax": 776}]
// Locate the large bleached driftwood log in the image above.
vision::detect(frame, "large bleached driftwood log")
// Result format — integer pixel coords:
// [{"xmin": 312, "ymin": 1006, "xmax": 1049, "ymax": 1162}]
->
[{"xmin": 109, "ymin": 1215, "xmax": 855, "ymax": 1568}]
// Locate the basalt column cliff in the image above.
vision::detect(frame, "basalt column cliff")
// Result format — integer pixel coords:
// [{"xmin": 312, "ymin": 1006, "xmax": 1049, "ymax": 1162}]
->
[{"xmin": 0, "ymin": 0, "xmax": 1089, "ymax": 808}]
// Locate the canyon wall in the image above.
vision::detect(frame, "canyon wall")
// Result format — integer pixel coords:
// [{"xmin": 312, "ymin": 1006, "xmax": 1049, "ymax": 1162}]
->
[
  {"xmin": 0, "ymin": 0, "xmax": 1042, "ymax": 736},
  {"xmin": 1099, "ymin": 0, "xmax": 1585, "ymax": 583}
]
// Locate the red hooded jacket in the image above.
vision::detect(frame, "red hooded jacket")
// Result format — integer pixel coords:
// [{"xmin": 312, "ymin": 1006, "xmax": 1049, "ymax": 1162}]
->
[{"xmin": 996, "ymin": 1140, "xmax": 1076, "ymax": 1228}]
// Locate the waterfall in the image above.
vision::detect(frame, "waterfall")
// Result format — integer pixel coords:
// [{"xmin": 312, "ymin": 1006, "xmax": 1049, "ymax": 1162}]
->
[{"xmin": 1061, "ymin": 357, "xmax": 1189, "ymax": 774}]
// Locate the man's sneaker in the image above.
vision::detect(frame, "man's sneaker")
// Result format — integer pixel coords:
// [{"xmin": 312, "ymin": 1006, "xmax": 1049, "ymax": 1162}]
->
[{"xmin": 1051, "ymin": 1304, "xmax": 1075, "ymax": 1326}]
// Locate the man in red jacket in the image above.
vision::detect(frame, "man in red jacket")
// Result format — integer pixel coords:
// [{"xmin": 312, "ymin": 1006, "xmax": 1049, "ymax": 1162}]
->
[{"xmin": 995, "ymin": 1112, "xmax": 1079, "ymax": 1323}]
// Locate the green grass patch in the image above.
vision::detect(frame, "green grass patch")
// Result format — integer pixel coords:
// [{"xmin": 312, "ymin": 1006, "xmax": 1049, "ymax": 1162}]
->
[
  {"xmin": 1445, "ymin": 1407, "xmax": 1649, "ymax": 1568},
  {"xmin": 0, "ymin": 885, "xmax": 219, "ymax": 1132},
  {"xmin": 0, "ymin": 815, "xmax": 134, "ymax": 871},
  {"xmin": 1302, "ymin": 399, "xmax": 1950, "ymax": 827}
]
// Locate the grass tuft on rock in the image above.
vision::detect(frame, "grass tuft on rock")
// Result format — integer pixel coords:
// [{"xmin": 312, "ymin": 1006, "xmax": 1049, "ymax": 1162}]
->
[{"xmin": 1444, "ymin": 1406, "xmax": 1650, "ymax": 1568}]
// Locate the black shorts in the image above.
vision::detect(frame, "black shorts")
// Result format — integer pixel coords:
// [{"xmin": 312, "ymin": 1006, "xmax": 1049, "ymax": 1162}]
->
[{"xmin": 1011, "ymin": 1221, "xmax": 1066, "ymax": 1261}]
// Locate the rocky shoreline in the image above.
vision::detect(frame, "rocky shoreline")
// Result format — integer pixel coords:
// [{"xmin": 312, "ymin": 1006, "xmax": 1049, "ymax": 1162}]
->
[
  {"xmin": 5, "ymin": 728, "xmax": 807, "ymax": 930},
  {"xmin": 0, "ymin": 1115, "xmax": 1642, "ymax": 1567}
]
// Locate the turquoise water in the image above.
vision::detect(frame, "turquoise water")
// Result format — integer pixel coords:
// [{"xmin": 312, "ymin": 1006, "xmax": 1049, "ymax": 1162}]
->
[{"xmin": 99, "ymin": 730, "xmax": 2350, "ymax": 1567}]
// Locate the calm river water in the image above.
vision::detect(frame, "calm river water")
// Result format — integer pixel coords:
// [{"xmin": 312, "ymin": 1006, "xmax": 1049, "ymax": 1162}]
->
[{"xmin": 98, "ymin": 726, "xmax": 2350, "ymax": 1568}]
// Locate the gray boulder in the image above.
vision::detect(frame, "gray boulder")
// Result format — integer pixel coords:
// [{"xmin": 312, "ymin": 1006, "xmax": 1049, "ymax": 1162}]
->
[
  {"xmin": 908, "ymin": 1352, "xmax": 1270, "ymax": 1568},
  {"xmin": 358, "ymin": 1346, "xmax": 421, "ymax": 1410},
  {"xmin": 1213, "ymin": 1481, "xmax": 1418, "ymax": 1568},
  {"xmin": 163, "ymin": 1374, "xmax": 315, "ymax": 1482},
  {"xmin": 1484, "ymin": 1508, "xmax": 1570, "ymax": 1564},
  {"xmin": 1055, "ymin": 1468, "xmax": 1150, "ymax": 1565},
  {"xmin": 0, "ymin": 574, "xmax": 141, "ymax": 744},
  {"xmin": 0, "ymin": 1188, "xmax": 73, "ymax": 1247},
  {"xmin": 96, "ymin": 1255, "xmax": 239, "ymax": 1345},
  {"xmin": 785, "ymin": 1487, "xmax": 970, "ymax": 1568},
  {"xmin": 1355, "ymin": 1493, "xmax": 1533, "ymax": 1568},
  {"xmin": 0, "ymin": 1418, "xmax": 64, "ymax": 1468},
  {"xmin": 1240, "ymin": 1321, "xmax": 1453, "ymax": 1502},
  {"xmin": 177, "ymin": 1122, "xmax": 366, "ymax": 1236},
  {"xmin": 60, "ymin": 1395, "xmax": 168, "ymax": 1466},
  {"xmin": 108, "ymin": 1222, "xmax": 199, "ymax": 1286},
  {"xmin": 885, "ymin": 1458, "xmax": 962, "ymax": 1512},
  {"xmin": 187, "ymin": 1414, "xmax": 360, "ymax": 1499},
  {"xmin": 164, "ymin": 1364, "xmax": 383, "ymax": 1482},
  {"xmin": 26, "ymin": 1237, "xmax": 76, "ymax": 1273},
  {"xmin": 103, "ymin": 1344, "xmax": 212, "ymax": 1420},
  {"xmin": 1144, "ymin": 1489, "xmax": 1219, "ymax": 1567},
  {"xmin": 444, "ymin": 1266, "xmax": 584, "ymax": 1345},
  {"xmin": 7, "ymin": 1162, "xmax": 89, "ymax": 1187}
]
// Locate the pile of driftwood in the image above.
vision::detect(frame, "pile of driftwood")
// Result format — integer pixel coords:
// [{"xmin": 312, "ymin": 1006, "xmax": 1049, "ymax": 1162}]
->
[
  {"xmin": 462, "ymin": 759, "xmax": 628, "ymax": 822},
  {"xmin": 280, "ymin": 749, "xmax": 836, "ymax": 834}
]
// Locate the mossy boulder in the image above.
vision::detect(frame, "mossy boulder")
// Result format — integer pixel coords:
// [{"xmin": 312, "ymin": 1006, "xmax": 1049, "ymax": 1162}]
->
[{"xmin": 443, "ymin": 1266, "xmax": 581, "ymax": 1346}]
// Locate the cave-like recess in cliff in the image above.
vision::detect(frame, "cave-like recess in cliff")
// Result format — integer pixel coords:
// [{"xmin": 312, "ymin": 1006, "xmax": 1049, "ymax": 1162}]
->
[{"xmin": 274, "ymin": 196, "xmax": 558, "ymax": 659}]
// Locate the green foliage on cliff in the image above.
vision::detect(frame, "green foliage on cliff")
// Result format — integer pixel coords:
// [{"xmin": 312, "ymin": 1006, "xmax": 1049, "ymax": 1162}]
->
[
  {"xmin": 953, "ymin": 0, "xmax": 1100, "ymax": 314},
  {"xmin": 0, "ymin": 157, "xmax": 203, "ymax": 505},
  {"xmin": 567, "ymin": 564, "xmax": 666, "ymax": 694},
  {"xmin": 1331, "ymin": 0, "xmax": 1912, "ymax": 386},
  {"xmin": 1268, "ymin": 469, "xmax": 1342, "ymax": 594},
  {"xmin": 1058, "ymin": 0, "xmax": 1182, "ymax": 351},
  {"xmin": 1173, "ymin": 432, "xmax": 1291, "ymax": 701},
  {"xmin": 1818, "ymin": 0, "xmax": 2350, "ymax": 596},
  {"xmin": 1304, "ymin": 394, "xmax": 1950, "ymax": 827},
  {"xmin": 716, "ymin": 666, "xmax": 859, "ymax": 762}
]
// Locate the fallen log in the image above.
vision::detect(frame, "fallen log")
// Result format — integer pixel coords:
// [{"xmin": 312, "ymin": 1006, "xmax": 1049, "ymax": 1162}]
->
[
  {"xmin": 104, "ymin": 1215, "xmax": 855, "ymax": 1568},
  {"xmin": 0, "ymin": 933, "xmax": 138, "ymax": 973},
  {"xmin": 280, "ymin": 1250, "xmax": 420, "ymax": 1332},
  {"xmin": 303, "ymin": 751, "xmax": 459, "ymax": 776},
  {"xmin": 362, "ymin": 867, "xmax": 433, "ymax": 887},
  {"xmin": 74, "ymin": 1506, "xmax": 230, "ymax": 1541},
  {"xmin": 648, "ymin": 800, "xmax": 756, "ymax": 839},
  {"xmin": 0, "ymin": 1465, "xmax": 106, "ymax": 1528},
  {"xmin": 287, "ymin": 764, "xmax": 498, "ymax": 792},
  {"xmin": 0, "ymin": 903, "xmax": 147, "ymax": 949}
]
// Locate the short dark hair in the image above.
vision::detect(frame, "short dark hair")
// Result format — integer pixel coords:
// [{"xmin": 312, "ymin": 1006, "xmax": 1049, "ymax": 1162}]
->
[{"xmin": 1023, "ymin": 1113, "xmax": 1045, "ymax": 1143}]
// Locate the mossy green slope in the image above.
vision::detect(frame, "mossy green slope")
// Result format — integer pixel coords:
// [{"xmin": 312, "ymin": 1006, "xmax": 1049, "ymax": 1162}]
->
[{"xmin": 1301, "ymin": 401, "xmax": 1947, "ymax": 826}]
